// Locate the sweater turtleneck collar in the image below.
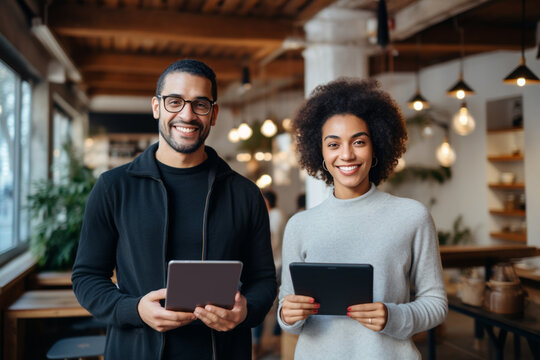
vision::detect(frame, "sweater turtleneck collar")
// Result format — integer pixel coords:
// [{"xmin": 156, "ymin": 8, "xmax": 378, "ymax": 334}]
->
[{"xmin": 327, "ymin": 183, "xmax": 378, "ymax": 207}]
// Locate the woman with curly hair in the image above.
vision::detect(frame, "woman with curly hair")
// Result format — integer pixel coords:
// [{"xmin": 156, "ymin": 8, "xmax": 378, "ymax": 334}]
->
[{"xmin": 278, "ymin": 78, "xmax": 447, "ymax": 359}]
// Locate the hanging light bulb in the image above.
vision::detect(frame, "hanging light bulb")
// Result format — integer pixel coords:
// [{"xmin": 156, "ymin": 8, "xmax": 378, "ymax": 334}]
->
[
  {"xmin": 228, "ymin": 128, "xmax": 240, "ymax": 143},
  {"xmin": 436, "ymin": 137, "xmax": 456, "ymax": 167},
  {"xmin": 255, "ymin": 174, "xmax": 272, "ymax": 188},
  {"xmin": 447, "ymin": 26, "xmax": 475, "ymax": 99},
  {"xmin": 237, "ymin": 123, "xmax": 252, "ymax": 140},
  {"xmin": 395, "ymin": 157, "xmax": 406, "ymax": 172},
  {"xmin": 452, "ymin": 102, "xmax": 476, "ymax": 135},
  {"xmin": 282, "ymin": 118, "xmax": 292, "ymax": 132},
  {"xmin": 421, "ymin": 123, "xmax": 434, "ymax": 138},
  {"xmin": 261, "ymin": 118, "xmax": 278, "ymax": 137},
  {"xmin": 503, "ymin": 0, "xmax": 540, "ymax": 87},
  {"xmin": 407, "ymin": 92, "xmax": 430, "ymax": 112},
  {"xmin": 447, "ymin": 74, "xmax": 475, "ymax": 99},
  {"xmin": 241, "ymin": 66, "xmax": 252, "ymax": 91}
]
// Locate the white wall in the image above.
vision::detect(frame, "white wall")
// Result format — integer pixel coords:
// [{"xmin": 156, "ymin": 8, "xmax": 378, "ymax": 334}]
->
[{"xmin": 376, "ymin": 49, "xmax": 540, "ymax": 260}]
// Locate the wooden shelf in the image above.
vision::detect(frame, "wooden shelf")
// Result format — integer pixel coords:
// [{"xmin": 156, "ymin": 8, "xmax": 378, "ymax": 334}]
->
[
  {"xmin": 490, "ymin": 231, "xmax": 526, "ymax": 243},
  {"xmin": 487, "ymin": 126, "xmax": 523, "ymax": 134},
  {"xmin": 487, "ymin": 154, "xmax": 524, "ymax": 162},
  {"xmin": 489, "ymin": 209, "xmax": 526, "ymax": 217},
  {"xmin": 488, "ymin": 183, "xmax": 525, "ymax": 190}
]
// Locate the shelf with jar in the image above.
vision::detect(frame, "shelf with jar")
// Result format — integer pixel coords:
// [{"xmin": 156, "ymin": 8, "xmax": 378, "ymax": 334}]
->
[{"xmin": 485, "ymin": 96, "xmax": 526, "ymax": 244}]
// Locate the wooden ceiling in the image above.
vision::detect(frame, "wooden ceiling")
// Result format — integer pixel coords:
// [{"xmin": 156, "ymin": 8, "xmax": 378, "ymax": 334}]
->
[{"xmin": 25, "ymin": 0, "xmax": 540, "ymax": 100}]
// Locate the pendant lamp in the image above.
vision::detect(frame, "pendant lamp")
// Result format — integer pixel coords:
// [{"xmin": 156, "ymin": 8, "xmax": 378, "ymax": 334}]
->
[
  {"xmin": 447, "ymin": 26, "xmax": 475, "ymax": 99},
  {"xmin": 503, "ymin": 0, "xmax": 540, "ymax": 86},
  {"xmin": 408, "ymin": 37, "xmax": 430, "ymax": 111}
]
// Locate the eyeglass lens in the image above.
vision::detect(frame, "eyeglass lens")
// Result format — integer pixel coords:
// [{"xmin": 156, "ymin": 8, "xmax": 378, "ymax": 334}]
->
[{"xmin": 163, "ymin": 96, "xmax": 212, "ymax": 115}]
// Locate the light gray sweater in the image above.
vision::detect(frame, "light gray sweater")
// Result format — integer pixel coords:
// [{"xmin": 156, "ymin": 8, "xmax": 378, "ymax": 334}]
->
[{"xmin": 278, "ymin": 184, "xmax": 448, "ymax": 359}]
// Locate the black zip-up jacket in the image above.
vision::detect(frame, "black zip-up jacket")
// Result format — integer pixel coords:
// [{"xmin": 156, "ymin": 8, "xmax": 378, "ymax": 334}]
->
[{"xmin": 72, "ymin": 144, "xmax": 277, "ymax": 359}]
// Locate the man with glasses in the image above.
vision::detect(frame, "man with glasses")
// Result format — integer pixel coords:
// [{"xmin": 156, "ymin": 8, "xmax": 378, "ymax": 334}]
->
[{"xmin": 72, "ymin": 59, "xmax": 277, "ymax": 360}]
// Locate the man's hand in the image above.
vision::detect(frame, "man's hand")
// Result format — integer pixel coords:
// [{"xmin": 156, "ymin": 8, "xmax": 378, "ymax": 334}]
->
[
  {"xmin": 193, "ymin": 291, "xmax": 247, "ymax": 332},
  {"xmin": 138, "ymin": 288, "xmax": 196, "ymax": 332}
]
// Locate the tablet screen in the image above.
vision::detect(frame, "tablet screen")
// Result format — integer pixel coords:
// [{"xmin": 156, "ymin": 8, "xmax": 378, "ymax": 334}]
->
[
  {"xmin": 165, "ymin": 260, "xmax": 243, "ymax": 312},
  {"xmin": 289, "ymin": 262, "xmax": 373, "ymax": 315}
]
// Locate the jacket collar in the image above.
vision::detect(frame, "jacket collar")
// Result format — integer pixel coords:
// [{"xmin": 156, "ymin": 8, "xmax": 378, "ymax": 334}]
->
[{"xmin": 126, "ymin": 142, "xmax": 233, "ymax": 182}]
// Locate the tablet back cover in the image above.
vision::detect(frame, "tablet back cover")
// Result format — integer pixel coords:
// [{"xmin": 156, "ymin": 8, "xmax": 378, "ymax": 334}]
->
[
  {"xmin": 290, "ymin": 262, "xmax": 373, "ymax": 315},
  {"xmin": 165, "ymin": 260, "xmax": 242, "ymax": 312}
]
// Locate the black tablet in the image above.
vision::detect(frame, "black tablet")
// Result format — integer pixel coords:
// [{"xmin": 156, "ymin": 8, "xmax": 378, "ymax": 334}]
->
[
  {"xmin": 165, "ymin": 260, "xmax": 243, "ymax": 312},
  {"xmin": 289, "ymin": 262, "xmax": 373, "ymax": 315}
]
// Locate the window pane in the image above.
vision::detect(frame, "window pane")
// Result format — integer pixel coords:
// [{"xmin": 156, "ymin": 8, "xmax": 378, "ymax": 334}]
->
[
  {"xmin": 0, "ymin": 61, "xmax": 16, "ymax": 252},
  {"xmin": 52, "ymin": 108, "xmax": 72, "ymax": 184},
  {"xmin": 19, "ymin": 81, "xmax": 32, "ymax": 241}
]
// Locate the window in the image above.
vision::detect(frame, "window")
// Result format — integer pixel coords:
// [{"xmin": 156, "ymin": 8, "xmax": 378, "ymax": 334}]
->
[
  {"xmin": 0, "ymin": 60, "xmax": 32, "ymax": 265},
  {"xmin": 52, "ymin": 106, "xmax": 72, "ymax": 183}
]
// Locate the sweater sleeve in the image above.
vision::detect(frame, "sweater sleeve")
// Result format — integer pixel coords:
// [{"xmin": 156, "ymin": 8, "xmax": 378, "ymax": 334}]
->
[
  {"xmin": 277, "ymin": 215, "xmax": 306, "ymax": 334},
  {"xmin": 72, "ymin": 175, "xmax": 145, "ymax": 328},
  {"xmin": 380, "ymin": 209, "xmax": 448, "ymax": 339}
]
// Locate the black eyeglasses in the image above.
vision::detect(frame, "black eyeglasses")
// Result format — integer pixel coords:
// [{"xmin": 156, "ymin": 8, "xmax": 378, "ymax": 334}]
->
[{"xmin": 157, "ymin": 95, "xmax": 215, "ymax": 115}]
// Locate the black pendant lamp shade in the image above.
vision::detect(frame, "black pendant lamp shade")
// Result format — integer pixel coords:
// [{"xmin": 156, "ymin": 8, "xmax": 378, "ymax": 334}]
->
[
  {"xmin": 503, "ymin": 0, "xmax": 540, "ymax": 86},
  {"xmin": 447, "ymin": 74, "xmax": 476, "ymax": 98}
]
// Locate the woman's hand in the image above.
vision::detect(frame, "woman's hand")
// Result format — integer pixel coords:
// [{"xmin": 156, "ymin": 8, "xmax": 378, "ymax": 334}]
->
[
  {"xmin": 280, "ymin": 294, "xmax": 320, "ymax": 325},
  {"xmin": 347, "ymin": 302, "xmax": 388, "ymax": 332}
]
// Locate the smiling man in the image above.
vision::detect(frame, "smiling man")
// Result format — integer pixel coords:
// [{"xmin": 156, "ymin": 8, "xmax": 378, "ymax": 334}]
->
[{"xmin": 72, "ymin": 59, "xmax": 277, "ymax": 360}]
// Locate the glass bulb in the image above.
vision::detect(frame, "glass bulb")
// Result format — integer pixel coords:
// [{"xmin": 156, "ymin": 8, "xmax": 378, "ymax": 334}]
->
[
  {"xmin": 421, "ymin": 124, "xmax": 434, "ymax": 138},
  {"xmin": 261, "ymin": 119, "xmax": 278, "ymax": 137},
  {"xmin": 456, "ymin": 90, "xmax": 465, "ymax": 100},
  {"xmin": 228, "ymin": 128, "xmax": 240, "ymax": 143},
  {"xmin": 517, "ymin": 77, "xmax": 526, "ymax": 87},
  {"xmin": 395, "ymin": 157, "xmax": 406, "ymax": 172},
  {"xmin": 256, "ymin": 174, "xmax": 272, "ymax": 188},
  {"xmin": 237, "ymin": 123, "xmax": 252, "ymax": 140},
  {"xmin": 452, "ymin": 105, "xmax": 475, "ymax": 136},
  {"xmin": 436, "ymin": 139, "xmax": 456, "ymax": 167},
  {"xmin": 413, "ymin": 101, "xmax": 424, "ymax": 111}
]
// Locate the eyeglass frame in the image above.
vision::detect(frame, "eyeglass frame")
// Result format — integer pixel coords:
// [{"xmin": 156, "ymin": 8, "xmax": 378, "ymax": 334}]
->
[{"xmin": 156, "ymin": 94, "xmax": 216, "ymax": 116}]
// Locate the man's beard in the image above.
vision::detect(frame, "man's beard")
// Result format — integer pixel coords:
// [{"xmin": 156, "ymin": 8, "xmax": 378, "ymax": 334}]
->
[{"xmin": 159, "ymin": 118, "xmax": 209, "ymax": 154}]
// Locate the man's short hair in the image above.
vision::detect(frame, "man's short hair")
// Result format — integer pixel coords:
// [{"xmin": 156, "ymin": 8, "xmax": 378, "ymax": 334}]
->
[{"xmin": 155, "ymin": 59, "xmax": 218, "ymax": 102}]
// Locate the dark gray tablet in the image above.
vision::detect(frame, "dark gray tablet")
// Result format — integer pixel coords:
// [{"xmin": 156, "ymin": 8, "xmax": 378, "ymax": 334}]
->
[
  {"xmin": 289, "ymin": 262, "xmax": 373, "ymax": 315},
  {"xmin": 165, "ymin": 260, "xmax": 243, "ymax": 312}
]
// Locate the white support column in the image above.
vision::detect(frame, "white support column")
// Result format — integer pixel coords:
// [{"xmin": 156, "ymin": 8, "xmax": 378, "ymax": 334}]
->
[{"xmin": 302, "ymin": 7, "xmax": 373, "ymax": 208}]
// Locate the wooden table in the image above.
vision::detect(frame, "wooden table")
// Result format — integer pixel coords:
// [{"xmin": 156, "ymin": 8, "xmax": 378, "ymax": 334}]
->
[
  {"xmin": 439, "ymin": 244, "xmax": 540, "ymax": 269},
  {"xmin": 32, "ymin": 271, "xmax": 73, "ymax": 288},
  {"xmin": 447, "ymin": 295, "xmax": 540, "ymax": 360},
  {"xmin": 3, "ymin": 289, "xmax": 91, "ymax": 360},
  {"xmin": 425, "ymin": 245, "xmax": 540, "ymax": 360}
]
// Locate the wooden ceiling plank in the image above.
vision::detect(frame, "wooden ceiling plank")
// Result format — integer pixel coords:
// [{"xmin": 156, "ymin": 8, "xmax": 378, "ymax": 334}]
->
[
  {"xmin": 391, "ymin": 0, "xmax": 491, "ymax": 41},
  {"xmin": 237, "ymin": 0, "xmax": 260, "ymax": 16},
  {"xmin": 296, "ymin": 0, "xmax": 337, "ymax": 23},
  {"xmin": 202, "ymin": 0, "xmax": 222, "ymax": 13},
  {"xmin": 282, "ymin": 0, "xmax": 309, "ymax": 16},
  {"xmin": 49, "ymin": 2, "xmax": 294, "ymax": 48},
  {"xmin": 221, "ymin": 0, "xmax": 243, "ymax": 14}
]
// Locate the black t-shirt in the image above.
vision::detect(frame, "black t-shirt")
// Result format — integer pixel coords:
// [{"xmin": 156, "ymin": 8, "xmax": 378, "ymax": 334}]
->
[
  {"xmin": 156, "ymin": 158, "xmax": 212, "ymax": 360},
  {"xmin": 157, "ymin": 158, "xmax": 209, "ymax": 261}
]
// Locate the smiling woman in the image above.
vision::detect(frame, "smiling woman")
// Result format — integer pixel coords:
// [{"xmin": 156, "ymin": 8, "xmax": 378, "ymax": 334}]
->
[{"xmin": 277, "ymin": 78, "xmax": 448, "ymax": 360}]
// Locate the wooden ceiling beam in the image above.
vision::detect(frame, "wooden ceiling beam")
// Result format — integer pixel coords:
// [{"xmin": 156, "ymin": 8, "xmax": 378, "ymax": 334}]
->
[
  {"xmin": 77, "ymin": 53, "xmax": 304, "ymax": 81},
  {"xmin": 48, "ymin": 2, "xmax": 294, "ymax": 48},
  {"xmin": 391, "ymin": 42, "xmax": 522, "ymax": 54}
]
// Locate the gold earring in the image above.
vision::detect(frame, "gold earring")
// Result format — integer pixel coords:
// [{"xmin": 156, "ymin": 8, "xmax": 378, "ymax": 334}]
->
[
  {"xmin": 322, "ymin": 160, "xmax": 328, "ymax": 171},
  {"xmin": 371, "ymin": 157, "xmax": 378, "ymax": 168}
]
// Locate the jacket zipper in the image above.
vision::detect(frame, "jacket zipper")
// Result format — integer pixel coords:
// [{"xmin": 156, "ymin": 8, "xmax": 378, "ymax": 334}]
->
[
  {"xmin": 202, "ymin": 180, "xmax": 216, "ymax": 359},
  {"xmin": 158, "ymin": 178, "xmax": 169, "ymax": 360}
]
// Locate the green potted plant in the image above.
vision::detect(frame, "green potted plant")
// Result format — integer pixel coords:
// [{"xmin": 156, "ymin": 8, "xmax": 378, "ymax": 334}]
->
[{"xmin": 27, "ymin": 142, "xmax": 96, "ymax": 270}]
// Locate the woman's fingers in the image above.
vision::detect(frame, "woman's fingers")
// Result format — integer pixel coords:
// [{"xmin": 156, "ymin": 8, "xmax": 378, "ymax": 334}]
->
[
  {"xmin": 281, "ymin": 294, "xmax": 320, "ymax": 325},
  {"xmin": 347, "ymin": 302, "xmax": 388, "ymax": 332}
]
